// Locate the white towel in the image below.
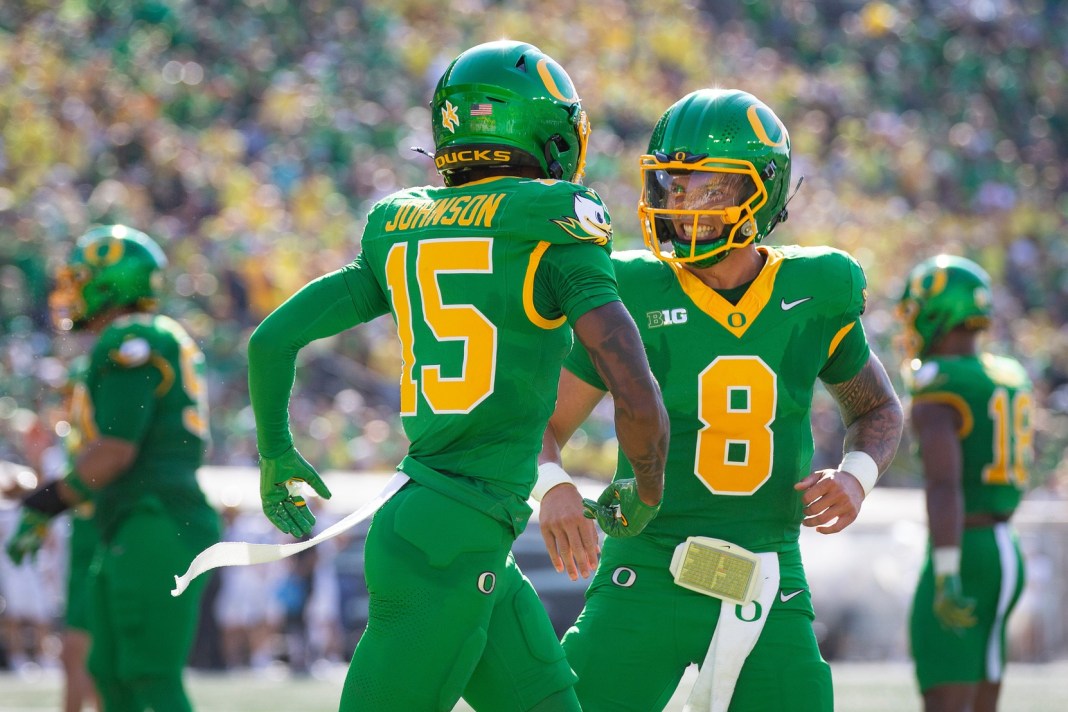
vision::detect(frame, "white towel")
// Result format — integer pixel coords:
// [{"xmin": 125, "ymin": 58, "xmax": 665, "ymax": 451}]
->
[
  {"xmin": 172, "ymin": 472, "xmax": 408, "ymax": 596},
  {"xmin": 683, "ymin": 552, "xmax": 780, "ymax": 712}
]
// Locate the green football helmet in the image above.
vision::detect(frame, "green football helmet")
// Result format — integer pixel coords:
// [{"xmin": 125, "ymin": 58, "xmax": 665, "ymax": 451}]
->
[
  {"xmin": 639, "ymin": 89, "xmax": 792, "ymax": 267},
  {"xmin": 50, "ymin": 225, "xmax": 167, "ymax": 331},
  {"xmin": 897, "ymin": 255, "xmax": 993, "ymax": 359},
  {"xmin": 431, "ymin": 40, "xmax": 590, "ymax": 186}
]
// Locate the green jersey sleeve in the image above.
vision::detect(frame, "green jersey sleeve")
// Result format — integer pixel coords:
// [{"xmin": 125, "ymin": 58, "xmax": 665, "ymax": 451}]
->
[
  {"xmin": 340, "ymin": 251, "xmax": 392, "ymax": 320},
  {"xmin": 817, "ymin": 250, "xmax": 871, "ymax": 384},
  {"xmin": 531, "ymin": 242, "xmax": 620, "ymax": 324},
  {"xmin": 248, "ymin": 269, "xmax": 371, "ymax": 457}
]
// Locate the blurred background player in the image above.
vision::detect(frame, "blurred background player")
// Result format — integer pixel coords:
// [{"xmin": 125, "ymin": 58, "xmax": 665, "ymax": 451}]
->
[
  {"xmin": 246, "ymin": 40, "xmax": 668, "ymax": 711},
  {"xmin": 59, "ymin": 356, "xmax": 102, "ymax": 712},
  {"xmin": 62, "ymin": 502, "xmax": 100, "ymax": 712},
  {"xmin": 5, "ymin": 225, "xmax": 221, "ymax": 712},
  {"xmin": 0, "ymin": 485, "xmax": 59, "ymax": 677},
  {"xmin": 212, "ymin": 506, "xmax": 283, "ymax": 672},
  {"xmin": 535, "ymin": 88, "xmax": 903, "ymax": 712},
  {"xmin": 898, "ymin": 255, "xmax": 1032, "ymax": 712}
]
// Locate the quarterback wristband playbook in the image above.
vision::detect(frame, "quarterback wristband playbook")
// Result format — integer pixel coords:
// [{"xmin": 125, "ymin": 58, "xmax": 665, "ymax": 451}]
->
[
  {"xmin": 838, "ymin": 450, "xmax": 879, "ymax": 496},
  {"xmin": 531, "ymin": 462, "xmax": 574, "ymax": 502},
  {"xmin": 669, "ymin": 536, "xmax": 763, "ymax": 606}
]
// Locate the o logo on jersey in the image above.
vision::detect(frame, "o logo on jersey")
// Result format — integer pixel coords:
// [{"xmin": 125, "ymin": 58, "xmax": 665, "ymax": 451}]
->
[
  {"xmin": 477, "ymin": 572, "xmax": 496, "ymax": 595},
  {"xmin": 611, "ymin": 567, "xmax": 636, "ymax": 588},
  {"xmin": 727, "ymin": 312, "xmax": 747, "ymax": 328}
]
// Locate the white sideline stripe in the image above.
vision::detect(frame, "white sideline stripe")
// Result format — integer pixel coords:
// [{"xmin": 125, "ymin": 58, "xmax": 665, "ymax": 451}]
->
[
  {"xmin": 986, "ymin": 522, "xmax": 1018, "ymax": 681},
  {"xmin": 171, "ymin": 472, "xmax": 409, "ymax": 597}
]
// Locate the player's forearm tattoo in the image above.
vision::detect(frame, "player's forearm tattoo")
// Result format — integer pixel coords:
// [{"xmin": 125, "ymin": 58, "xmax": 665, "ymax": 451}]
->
[
  {"xmin": 826, "ymin": 357, "xmax": 904, "ymax": 472},
  {"xmin": 584, "ymin": 308, "xmax": 668, "ymax": 499}
]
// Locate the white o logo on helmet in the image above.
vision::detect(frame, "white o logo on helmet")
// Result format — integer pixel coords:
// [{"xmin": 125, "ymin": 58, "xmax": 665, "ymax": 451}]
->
[
  {"xmin": 477, "ymin": 572, "xmax": 496, "ymax": 594},
  {"xmin": 611, "ymin": 567, "xmax": 636, "ymax": 587}
]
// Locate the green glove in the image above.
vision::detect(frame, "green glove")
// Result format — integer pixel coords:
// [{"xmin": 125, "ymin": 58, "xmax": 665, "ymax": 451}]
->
[
  {"xmin": 933, "ymin": 573, "xmax": 977, "ymax": 633},
  {"xmin": 5, "ymin": 508, "xmax": 53, "ymax": 565},
  {"xmin": 582, "ymin": 478, "xmax": 660, "ymax": 538},
  {"xmin": 259, "ymin": 447, "xmax": 333, "ymax": 538}
]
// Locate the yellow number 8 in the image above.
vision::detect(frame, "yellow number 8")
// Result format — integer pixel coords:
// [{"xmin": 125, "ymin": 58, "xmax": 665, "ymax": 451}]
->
[{"xmin": 694, "ymin": 356, "xmax": 776, "ymax": 494}]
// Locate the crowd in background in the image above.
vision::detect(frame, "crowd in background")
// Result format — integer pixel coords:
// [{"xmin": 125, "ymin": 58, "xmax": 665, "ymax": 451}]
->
[{"xmin": 2, "ymin": 0, "xmax": 1068, "ymax": 668}]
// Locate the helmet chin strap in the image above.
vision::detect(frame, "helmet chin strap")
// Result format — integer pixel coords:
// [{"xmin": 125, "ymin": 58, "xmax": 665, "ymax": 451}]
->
[
  {"xmin": 671, "ymin": 235, "xmax": 729, "ymax": 267},
  {"xmin": 767, "ymin": 175, "xmax": 804, "ymax": 236}
]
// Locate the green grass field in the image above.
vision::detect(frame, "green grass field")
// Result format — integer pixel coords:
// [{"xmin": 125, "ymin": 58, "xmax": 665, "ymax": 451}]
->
[{"xmin": 2, "ymin": 660, "xmax": 1066, "ymax": 711}]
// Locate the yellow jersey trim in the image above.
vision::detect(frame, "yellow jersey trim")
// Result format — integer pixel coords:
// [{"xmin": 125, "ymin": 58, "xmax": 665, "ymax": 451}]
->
[
  {"xmin": 669, "ymin": 246, "xmax": 784, "ymax": 338},
  {"xmin": 912, "ymin": 392, "xmax": 974, "ymax": 438},
  {"xmin": 524, "ymin": 241, "xmax": 567, "ymax": 330},
  {"xmin": 149, "ymin": 353, "xmax": 175, "ymax": 397},
  {"xmin": 828, "ymin": 322, "xmax": 856, "ymax": 359}
]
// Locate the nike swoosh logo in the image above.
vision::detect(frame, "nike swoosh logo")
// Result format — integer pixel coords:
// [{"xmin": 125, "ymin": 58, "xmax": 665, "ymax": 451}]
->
[
  {"xmin": 780, "ymin": 297, "xmax": 812, "ymax": 311},
  {"xmin": 780, "ymin": 589, "xmax": 804, "ymax": 603}
]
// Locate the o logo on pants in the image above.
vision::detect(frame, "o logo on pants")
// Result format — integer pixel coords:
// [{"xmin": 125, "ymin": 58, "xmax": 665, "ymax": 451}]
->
[
  {"xmin": 735, "ymin": 601, "xmax": 763, "ymax": 622},
  {"xmin": 611, "ymin": 567, "xmax": 636, "ymax": 587},
  {"xmin": 477, "ymin": 572, "xmax": 496, "ymax": 594}
]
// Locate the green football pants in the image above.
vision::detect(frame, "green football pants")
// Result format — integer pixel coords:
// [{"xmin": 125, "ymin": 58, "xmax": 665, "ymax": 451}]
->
[
  {"xmin": 341, "ymin": 482, "xmax": 579, "ymax": 711},
  {"xmin": 65, "ymin": 512, "xmax": 98, "ymax": 632},
  {"xmin": 87, "ymin": 506, "xmax": 209, "ymax": 712},
  {"xmin": 910, "ymin": 523, "xmax": 1025, "ymax": 691},
  {"xmin": 562, "ymin": 558, "xmax": 833, "ymax": 712}
]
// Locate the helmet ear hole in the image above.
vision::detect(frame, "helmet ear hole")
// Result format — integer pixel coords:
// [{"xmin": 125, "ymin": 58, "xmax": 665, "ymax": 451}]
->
[
  {"xmin": 654, "ymin": 215, "xmax": 678, "ymax": 243},
  {"xmin": 544, "ymin": 134, "xmax": 569, "ymax": 179}
]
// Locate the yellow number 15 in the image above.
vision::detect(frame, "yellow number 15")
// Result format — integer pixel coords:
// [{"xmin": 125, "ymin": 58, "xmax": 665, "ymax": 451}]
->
[{"xmin": 385, "ymin": 238, "xmax": 497, "ymax": 415}]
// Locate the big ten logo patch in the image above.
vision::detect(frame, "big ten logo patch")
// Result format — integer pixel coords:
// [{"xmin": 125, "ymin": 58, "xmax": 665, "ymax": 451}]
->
[{"xmin": 647, "ymin": 308, "xmax": 688, "ymax": 328}]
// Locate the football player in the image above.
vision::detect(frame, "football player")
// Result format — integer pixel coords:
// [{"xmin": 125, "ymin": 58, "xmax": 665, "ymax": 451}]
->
[
  {"xmin": 534, "ymin": 89, "xmax": 903, "ymax": 712},
  {"xmin": 246, "ymin": 40, "xmax": 667, "ymax": 711},
  {"xmin": 6, "ymin": 225, "xmax": 220, "ymax": 712},
  {"xmin": 899, "ymin": 256, "xmax": 1030, "ymax": 712},
  {"xmin": 59, "ymin": 356, "xmax": 102, "ymax": 712}
]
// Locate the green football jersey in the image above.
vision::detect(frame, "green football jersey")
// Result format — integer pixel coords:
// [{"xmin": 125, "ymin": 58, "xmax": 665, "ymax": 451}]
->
[
  {"xmin": 341, "ymin": 176, "xmax": 618, "ymax": 504},
  {"xmin": 567, "ymin": 245, "xmax": 871, "ymax": 555},
  {"xmin": 77, "ymin": 313, "xmax": 217, "ymax": 545},
  {"xmin": 906, "ymin": 353, "xmax": 1033, "ymax": 514}
]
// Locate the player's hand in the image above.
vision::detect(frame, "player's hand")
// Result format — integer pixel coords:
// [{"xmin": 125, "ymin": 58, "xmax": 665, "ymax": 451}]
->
[
  {"xmin": 259, "ymin": 447, "xmax": 332, "ymax": 538},
  {"xmin": 582, "ymin": 478, "xmax": 660, "ymax": 538},
  {"xmin": 5, "ymin": 508, "xmax": 52, "ymax": 565},
  {"xmin": 796, "ymin": 468, "xmax": 864, "ymax": 534},
  {"xmin": 540, "ymin": 483, "xmax": 600, "ymax": 580},
  {"xmin": 933, "ymin": 573, "xmax": 977, "ymax": 633}
]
